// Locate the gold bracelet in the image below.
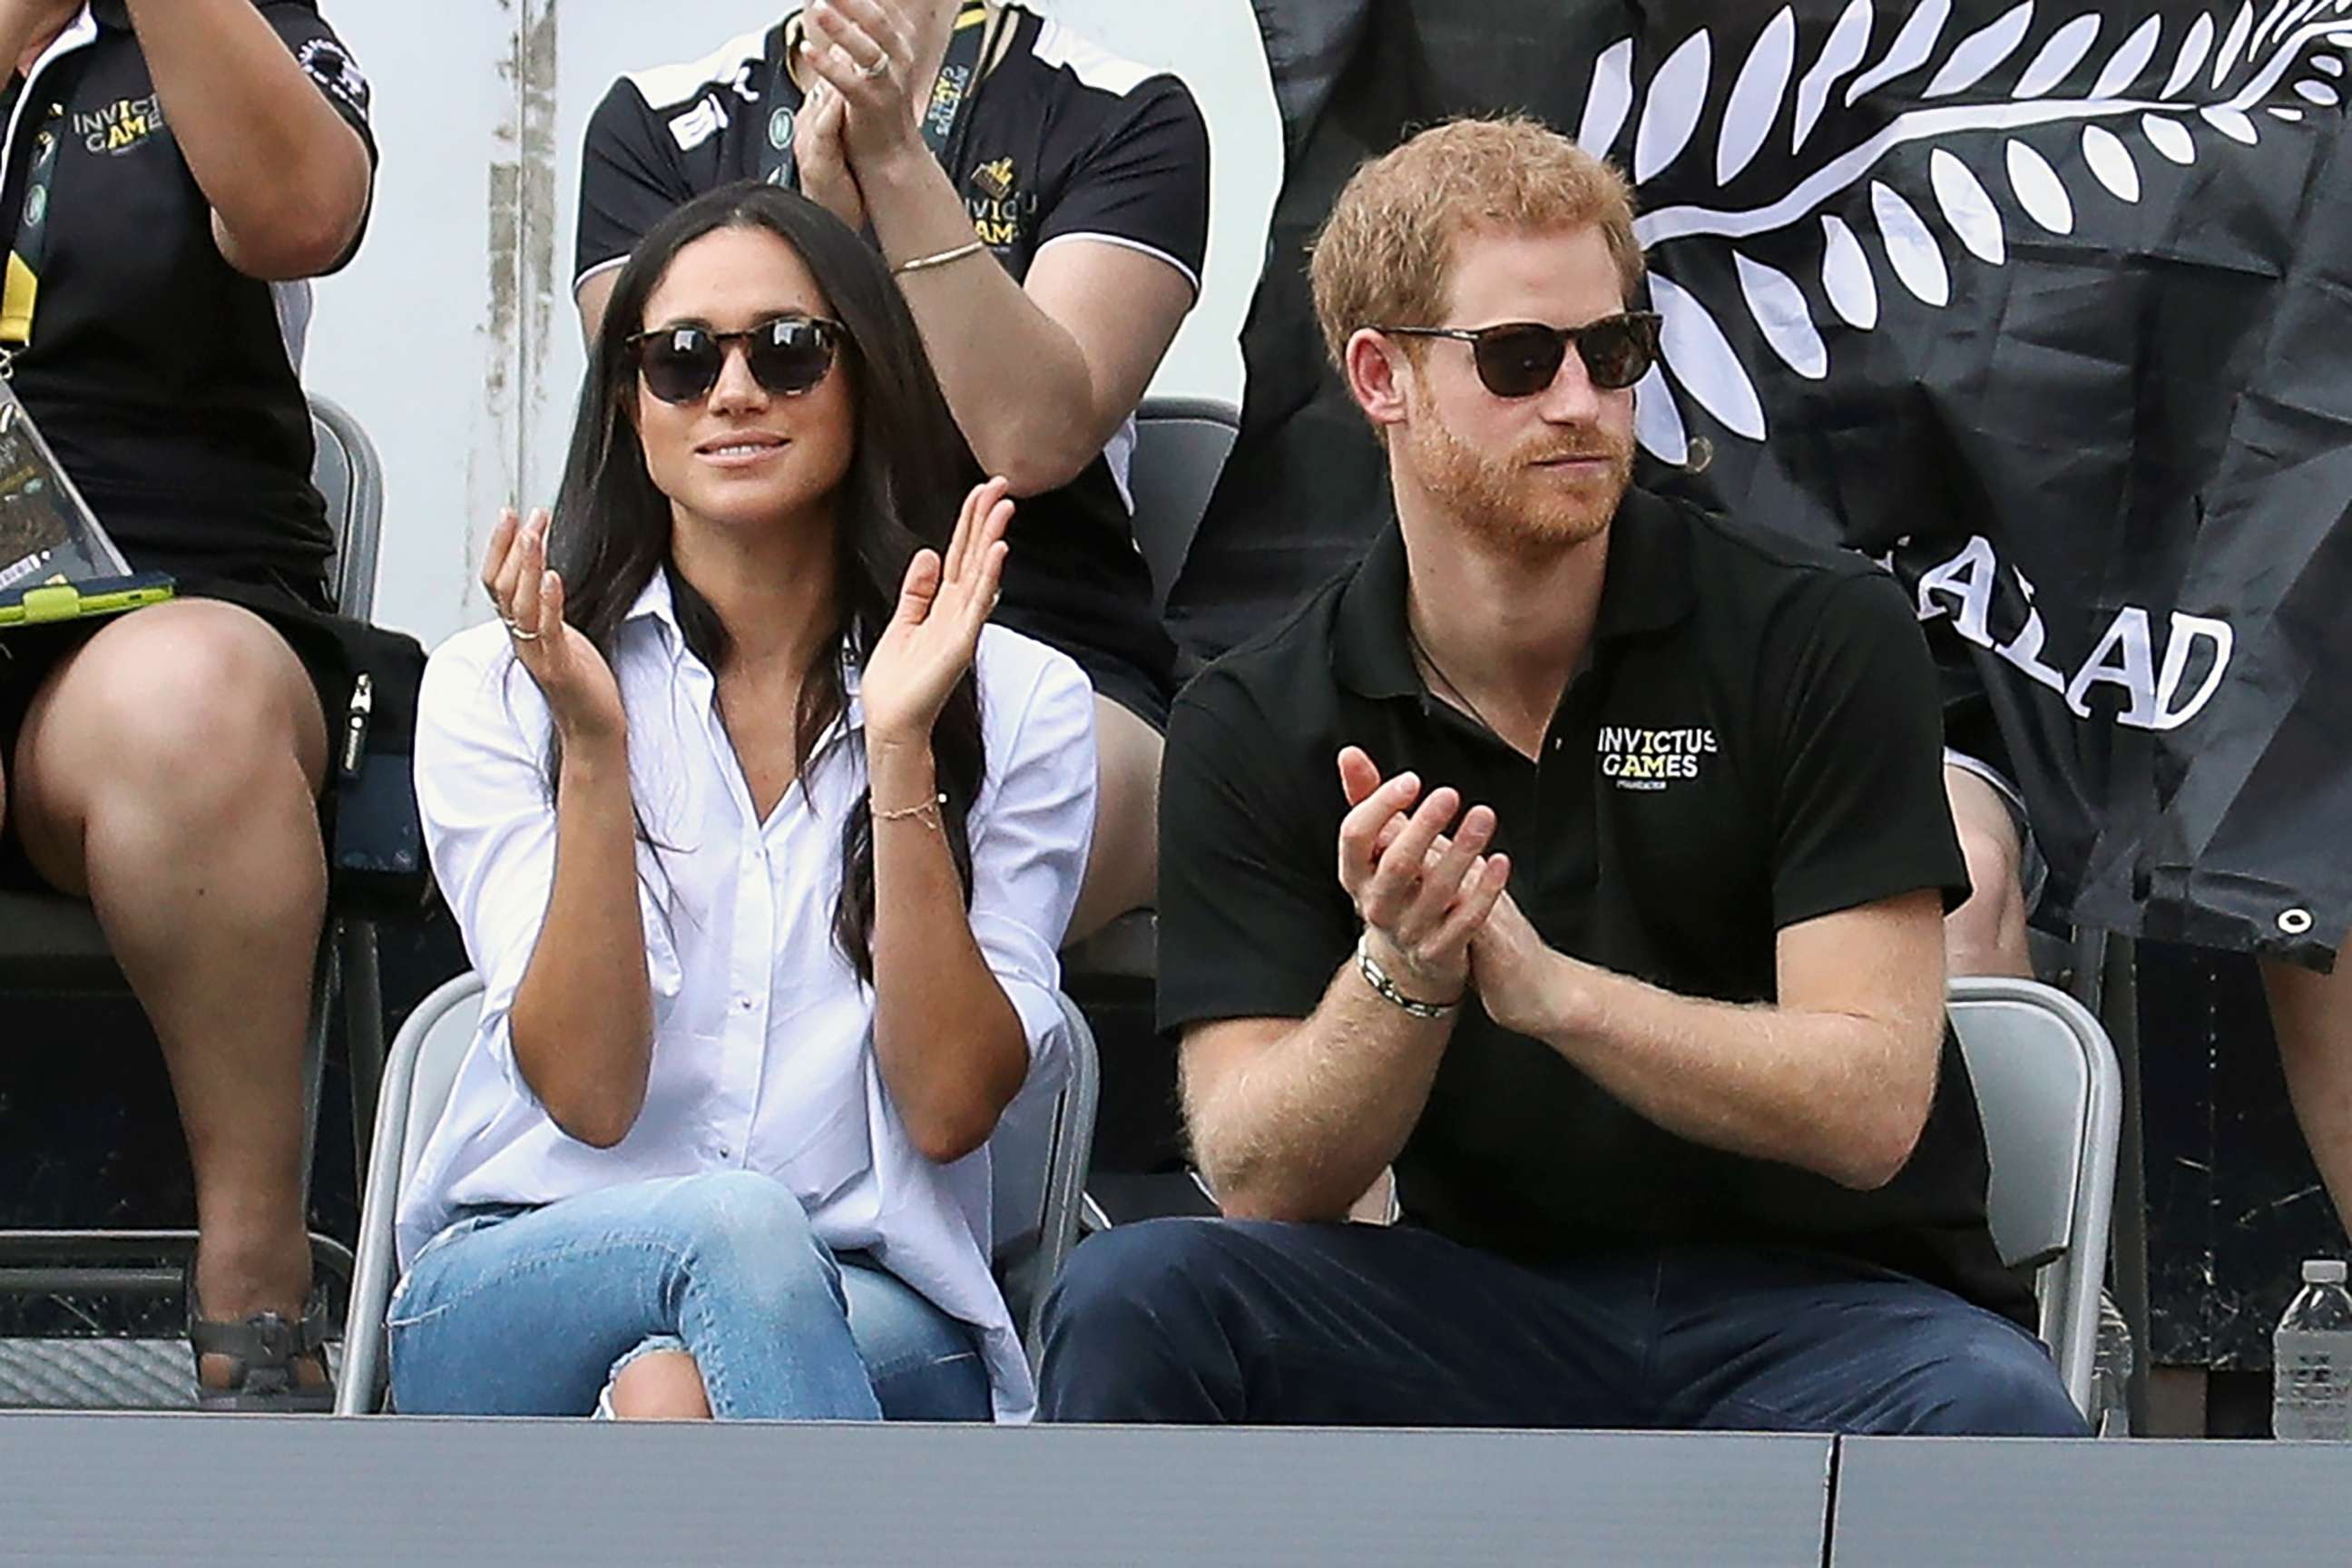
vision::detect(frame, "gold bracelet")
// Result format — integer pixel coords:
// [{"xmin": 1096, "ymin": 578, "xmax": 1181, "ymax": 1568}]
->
[
  {"xmin": 892, "ymin": 240, "xmax": 987, "ymax": 277},
  {"xmin": 873, "ymin": 791, "xmax": 947, "ymax": 828}
]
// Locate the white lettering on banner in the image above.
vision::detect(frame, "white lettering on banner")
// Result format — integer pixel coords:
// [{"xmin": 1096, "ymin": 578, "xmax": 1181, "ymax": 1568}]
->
[{"xmin": 1914, "ymin": 534, "xmax": 2234, "ymax": 733}]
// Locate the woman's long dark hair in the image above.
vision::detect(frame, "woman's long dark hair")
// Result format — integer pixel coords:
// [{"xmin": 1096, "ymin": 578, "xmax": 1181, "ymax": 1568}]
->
[{"xmin": 549, "ymin": 181, "xmax": 985, "ymax": 982}]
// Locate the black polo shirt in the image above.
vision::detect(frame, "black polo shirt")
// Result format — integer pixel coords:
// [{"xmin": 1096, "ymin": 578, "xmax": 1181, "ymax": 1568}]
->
[
  {"xmin": 1159, "ymin": 486, "xmax": 2035, "ymax": 1327},
  {"xmin": 574, "ymin": 2, "xmax": 1207, "ymax": 712},
  {"xmin": 0, "ymin": 1, "xmax": 375, "ymax": 591}
]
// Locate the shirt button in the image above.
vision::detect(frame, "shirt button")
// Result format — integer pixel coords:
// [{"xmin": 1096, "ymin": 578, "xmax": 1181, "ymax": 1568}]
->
[
  {"xmin": 737, "ymin": 996, "xmax": 755, "ymax": 1012},
  {"xmin": 1553, "ymin": 736, "xmax": 1566, "ymax": 751}
]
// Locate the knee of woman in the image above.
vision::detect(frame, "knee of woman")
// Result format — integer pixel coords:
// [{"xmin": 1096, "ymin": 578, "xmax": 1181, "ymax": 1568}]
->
[
  {"xmin": 607, "ymin": 1347, "xmax": 712, "ymax": 1419},
  {"xmin": 67, "ymin": 622, "xmax": 297, "ymax": 792},
  {"xmin": 660, "ymin": 1172, "xmax": 830, "ymax": 1290}
]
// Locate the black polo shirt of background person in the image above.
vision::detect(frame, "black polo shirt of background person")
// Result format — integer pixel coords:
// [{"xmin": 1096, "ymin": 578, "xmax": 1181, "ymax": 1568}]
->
[
  {"xmin": 1158, "ymin": 485, "xmax": 2036, "ymax": 1328},
  {"xmin": 574, "ymin": 2, "xmax": 1209, "ymax": 717},
  {"xmin": 0, "ymin": 0, "xmax": 375, "ymax": 593}
]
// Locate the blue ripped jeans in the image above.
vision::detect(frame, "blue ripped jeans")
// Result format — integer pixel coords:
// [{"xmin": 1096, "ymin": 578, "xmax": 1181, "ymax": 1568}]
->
[{"xmin": 387, "ymin": 1170, "xmax": 991, "ymax": 1420}]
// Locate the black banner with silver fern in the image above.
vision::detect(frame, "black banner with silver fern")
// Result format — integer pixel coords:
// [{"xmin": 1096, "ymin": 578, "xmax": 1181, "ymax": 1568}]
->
[{"xmin": 1175, "ymin": 0, "xmax": 2352, "ymax": 965}]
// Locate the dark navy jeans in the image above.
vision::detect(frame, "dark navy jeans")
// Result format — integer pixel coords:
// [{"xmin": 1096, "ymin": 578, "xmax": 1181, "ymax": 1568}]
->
[{"xmin": 1038, "ymin": 1218, "xmax": 2083, "ymax": 1436}]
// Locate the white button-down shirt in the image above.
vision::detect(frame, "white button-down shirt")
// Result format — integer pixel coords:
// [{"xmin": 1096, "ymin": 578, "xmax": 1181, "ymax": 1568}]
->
[{"xmin": 404, "ymin": 572, "xmax": 1096, "ymax": 1420}]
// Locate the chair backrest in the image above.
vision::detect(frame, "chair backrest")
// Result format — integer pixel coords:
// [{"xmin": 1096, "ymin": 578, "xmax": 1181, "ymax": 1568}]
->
[
  {"xmin": 1128, "ymin": 397, "xmax": 1240, "ymax": 614},
  {"xmin": 987, "ymin": 993, "xmax": 1102, "ymax": 1357},
  {"xmin": 1947, "ymin": 976, "xmax": 2122, "ymax": 1417},
  {"xmin": 308, "ymin": 393, "xmax": 384, "ymax": 621},
  {"xmin": 396, "ymin": 975, "xmax": 485, "ymax": 1192}
]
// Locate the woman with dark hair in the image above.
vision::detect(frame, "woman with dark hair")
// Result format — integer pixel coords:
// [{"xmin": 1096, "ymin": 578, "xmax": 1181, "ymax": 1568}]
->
[
  {"xmin": 576, "ymin": 1, "xmax": 1210, "ymax": 940},
  {"xmin": 395, "ymin": 181, "xmax": 1095, "ymax": 1422}
]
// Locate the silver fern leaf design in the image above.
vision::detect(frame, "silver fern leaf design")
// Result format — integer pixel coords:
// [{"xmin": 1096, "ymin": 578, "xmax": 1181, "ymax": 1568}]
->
[
  {"xmin": 1794, "ymin": 0, "xmax": 1877, "ymax": 150},
  {"xmin": 1927, "ymin": 5, "xmax": 2038, "ymax": 96},
  {"xmin": 1635, "ymin": 31, "xmax": 1712, "ymax": 181},
  {"xmin": 1576, "ymin": 5, "xmax": 2352, "ymax": 459},
  {"xmin": 1720, "ymin": 10, "xmax": 1798, "ymax": 182}
]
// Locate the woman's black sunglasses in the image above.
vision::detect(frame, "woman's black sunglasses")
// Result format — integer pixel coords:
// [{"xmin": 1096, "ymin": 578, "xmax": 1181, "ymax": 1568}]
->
[
  {"xmin": 624, "ymin": 314, "xmax": 847, "ymax": 406},
  {"xmin": 1377, "ymin": 311, "xmax": 1662, "ymax": 397}
]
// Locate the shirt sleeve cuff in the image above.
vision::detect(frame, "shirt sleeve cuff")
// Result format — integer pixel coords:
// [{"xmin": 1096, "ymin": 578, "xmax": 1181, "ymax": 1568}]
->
[
  {"xmin": 998, "ymin": 974, "xmax": 1072, "ymax": 1083},
  {"xmin": 474, "ymin": 1006, "xmax": 540, "ymax": 1108}
]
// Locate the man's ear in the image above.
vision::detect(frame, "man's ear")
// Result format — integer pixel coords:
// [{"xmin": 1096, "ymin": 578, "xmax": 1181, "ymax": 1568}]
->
[{"xmin": 1342, "ymin": 328, "xmax": 1413, "ymax": 430}]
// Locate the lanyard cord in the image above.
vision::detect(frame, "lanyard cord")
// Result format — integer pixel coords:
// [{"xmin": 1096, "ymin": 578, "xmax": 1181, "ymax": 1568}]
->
[
  {"xmin": 0, "ymin": 95, "xmax": 64, "ymax": 359},
  {"xmin": 762, "ymin": 3, "xmax": 998, "ymax": 191}
]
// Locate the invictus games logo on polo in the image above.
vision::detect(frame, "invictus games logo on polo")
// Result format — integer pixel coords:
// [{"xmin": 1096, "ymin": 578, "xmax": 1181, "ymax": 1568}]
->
[
  {"xmin": 1597, "ymin": 726, "xmax": 1720, "ymax": 791},
  {"xmin": 966, "ymin": 158, "xmax": 1033, "ymax": 247},
  {"xmin": 74, "ymin": 95, "xmax": 165, "ymax": 155}
]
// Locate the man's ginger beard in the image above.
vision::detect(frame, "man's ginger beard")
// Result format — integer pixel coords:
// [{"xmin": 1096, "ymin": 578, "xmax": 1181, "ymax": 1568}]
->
[{"xmin": 1398, "ymin": 394, "xmax": 1633, "ymax": 561}]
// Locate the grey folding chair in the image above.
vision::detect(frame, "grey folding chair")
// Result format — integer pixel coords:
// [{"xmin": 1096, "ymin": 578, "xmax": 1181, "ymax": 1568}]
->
[
  {"xmin": 1059, "ymin": 396, "xmax": 1240, "ymax": 988},
  {"xmin": 307, "ymin": 394, "xmax": 389, "ymax": 1177},
  {"xmin": 1947, "ymin": 975, "xmax": 2124, "ymax": 1421},
  {"xmin": 1124, "ymin": 396, "xmax": 1240, "ymax": 617},
  {"xmin": 0, "ymin": 394, "xmax": 386, "ymax": 1408},
  {"xmin": 338, "ymin": 974, "xmax": 1102, "ymax": 1414}
]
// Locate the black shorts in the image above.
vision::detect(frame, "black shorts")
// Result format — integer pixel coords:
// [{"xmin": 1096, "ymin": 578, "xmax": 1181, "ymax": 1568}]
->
[
  {"xmin": 1062, "ymin": 644, "xmax": 1171, "ymax": 734},
  {"xmin": 0, "ymin": 573, "xmax": 354, "ymax": 893}
]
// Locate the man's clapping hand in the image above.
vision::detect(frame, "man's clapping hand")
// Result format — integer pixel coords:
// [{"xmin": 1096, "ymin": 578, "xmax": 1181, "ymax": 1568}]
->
[{"xmin": 1335, "ymin": 746, "xmax": 1511, "ymax": 1004}]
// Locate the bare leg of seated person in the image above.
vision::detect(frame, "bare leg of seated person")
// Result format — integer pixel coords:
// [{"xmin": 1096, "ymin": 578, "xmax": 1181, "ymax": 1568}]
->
[
  {"xmin": 1942, "ymin": 763, "xmax": 2033, "ymax": 981},
  {"xmin": 607, "ymin": 1348, "xmax": 714, "ymax": 1420},
  {"xmin": 2265, "ymin": 932, "xmax": 2352, "ymax": 1237},
  {"xmin": 10, "ymin": 600, "xmax": 329, "ymax": 1395},
  {"xmin": 1067, "ymin": 692, "xmax": 1161, "ymax": 943}
]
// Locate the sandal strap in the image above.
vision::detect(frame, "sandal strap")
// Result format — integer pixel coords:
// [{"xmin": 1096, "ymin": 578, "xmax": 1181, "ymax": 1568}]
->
[{"xmin": 188, "ymin": 1270, "xmax": 330, "ymax": 1398}]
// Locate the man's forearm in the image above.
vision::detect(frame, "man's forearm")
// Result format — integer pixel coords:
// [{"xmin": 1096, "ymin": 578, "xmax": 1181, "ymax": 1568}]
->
[
  {"xmin": 1512, "ymin": 954, "xmax": 1936, "ymax": 1190},
  {"xmin": 855, "ymin": 142, "xmax": 1107, "ymax": 494},
  {"xmin": 1186, "ymin": 956, "xmax": 1456, "ymax": 1222},
  {"xmin": 122, "ymin": 0, "xmax": 368, "ymax": 276}
]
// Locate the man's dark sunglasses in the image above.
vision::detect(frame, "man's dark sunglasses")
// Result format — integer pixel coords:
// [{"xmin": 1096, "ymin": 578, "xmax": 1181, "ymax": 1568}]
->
[
  {"xmin": 1377, "ymin": 311, "xmax": 1662, "ymax": 397},
  {"xmin": 624, "ymin": 314, "xmax": 847, "ymax": 405}
]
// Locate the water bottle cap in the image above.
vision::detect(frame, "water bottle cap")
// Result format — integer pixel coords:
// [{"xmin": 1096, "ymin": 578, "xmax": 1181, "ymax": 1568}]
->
[{"xmin": 2305, "ymin": 1259, "xmax": 2348, "ymax": 1285}]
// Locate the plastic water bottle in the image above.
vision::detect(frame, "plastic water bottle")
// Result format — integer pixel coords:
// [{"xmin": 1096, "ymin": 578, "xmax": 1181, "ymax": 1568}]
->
[
  {"xmin": 2091, "ymin": 1292, "xmax": 2133, "ymax": 1438},
  {"xmin": 2273, "ymin": 1259, "xmax": 2352, "ymax": 1441}
]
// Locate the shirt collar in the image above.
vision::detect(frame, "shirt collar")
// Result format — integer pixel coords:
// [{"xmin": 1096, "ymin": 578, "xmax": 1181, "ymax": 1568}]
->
[
  {"xmin": 87, "ymin": 2, "xmax": 125, "ymax": 33},
  {"xmin": 621, "ymin": 566, "xmax": 685, "ymax": 648},
  {"xmin": 1331, "ymin": 485, "xmax": 1696, "ymax": 701},
  {"xmin": 621, "ymin": 568, "xmax": 867, "ymax": 715}
]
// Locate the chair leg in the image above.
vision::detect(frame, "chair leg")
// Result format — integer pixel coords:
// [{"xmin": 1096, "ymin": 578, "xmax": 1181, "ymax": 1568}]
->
[
  {"xmin": 298, "ymin": 921, "xmax": 340, "ymax": 1206},
  {"xmin": 340, "ymin": 920, "xmax": 385, "ymax": 1198},
  {"xmin": 2099, "ymin": 935, "xmax": 2152, "ymax": 1437}
]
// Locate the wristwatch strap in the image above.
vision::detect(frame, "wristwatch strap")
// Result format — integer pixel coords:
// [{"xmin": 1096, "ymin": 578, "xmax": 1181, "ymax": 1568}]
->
[{"xmin": 1354, "ymin": 933, "xmax": 1461, "ymax": 1019}]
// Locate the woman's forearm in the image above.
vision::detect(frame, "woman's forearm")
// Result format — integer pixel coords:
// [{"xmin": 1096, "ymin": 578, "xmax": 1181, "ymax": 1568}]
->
[
  {"xmin": 122, "ymin": 0, "xmax": 369, "ymax": 277},
  {"xmin": 508, "ymin": 735, "xmax": 655, "ymax": 1148},
  {"xmin": 866, "ymin": 732, "xmax": 1027, "ymax": 1163},
  {"xmin": 854, "ymin": 142, "xmax": 1110, "ymax": 495}
]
